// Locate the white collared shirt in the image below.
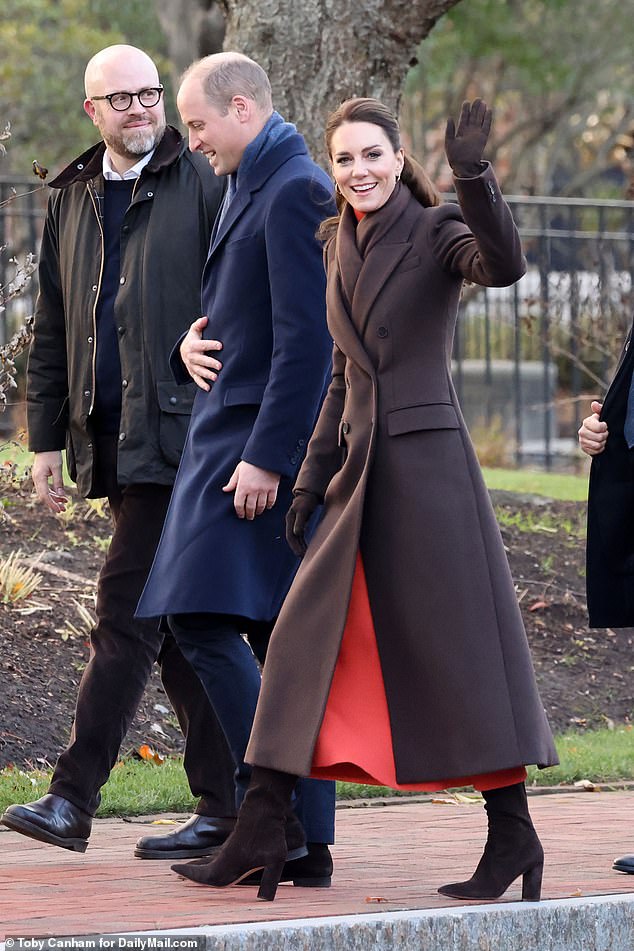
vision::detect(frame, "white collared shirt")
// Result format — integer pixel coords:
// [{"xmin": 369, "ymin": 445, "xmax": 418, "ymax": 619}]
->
[{"xmin": 102, "ymin": 149, "xmax": 155, "ymax": 181}]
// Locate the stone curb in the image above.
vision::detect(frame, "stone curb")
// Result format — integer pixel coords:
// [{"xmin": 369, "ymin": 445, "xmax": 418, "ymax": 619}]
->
[{"xmin": 16, "ymin": 894, "xmax": 630, "ymax": 951}]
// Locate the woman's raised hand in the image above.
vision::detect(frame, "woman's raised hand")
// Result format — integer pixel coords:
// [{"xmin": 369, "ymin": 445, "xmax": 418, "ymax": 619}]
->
[{"xmin": 444, "ymin": 99, "xmax": 492, "ymax": 178}]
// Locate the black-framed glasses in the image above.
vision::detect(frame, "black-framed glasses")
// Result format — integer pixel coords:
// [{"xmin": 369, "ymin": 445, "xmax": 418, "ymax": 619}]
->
[{"xmin": 91, "ymin": 86, "xmax": 164, "ymax": 112}]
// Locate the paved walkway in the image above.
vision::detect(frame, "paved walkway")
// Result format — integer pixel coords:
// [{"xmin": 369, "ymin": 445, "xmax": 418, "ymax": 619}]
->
[{"xmin": 1, "ymin": 789, "xmax": 633, "ymax": 939}]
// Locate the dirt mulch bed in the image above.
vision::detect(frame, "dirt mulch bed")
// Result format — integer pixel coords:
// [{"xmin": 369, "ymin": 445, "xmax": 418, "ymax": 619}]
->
[{"xmin": 0, "ymin": 481, "xmax": 632, "ymax": 770}]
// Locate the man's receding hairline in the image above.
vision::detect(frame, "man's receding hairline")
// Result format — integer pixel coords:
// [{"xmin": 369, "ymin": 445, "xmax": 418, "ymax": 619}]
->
[{"xmin": 84, "ymin": 44, "xmax": 159, "ymax": 97}]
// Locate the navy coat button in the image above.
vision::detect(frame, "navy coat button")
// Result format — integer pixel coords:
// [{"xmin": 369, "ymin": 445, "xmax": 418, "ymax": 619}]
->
[
  {"xmin": 169, "ymin": 396, "xmax": 177, "ymax": 405},
  {"xmin": 377, "ymin": 326, "xmax": 389, "ymax": 338}
]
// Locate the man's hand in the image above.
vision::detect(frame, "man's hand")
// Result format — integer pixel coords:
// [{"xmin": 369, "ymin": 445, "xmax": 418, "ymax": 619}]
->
[
  {"xmin": 180, "ymin": 316, "xmax": 223, "ymax": 391},
  {"xmin": 578, "ymin": 400, "xmax": 608, "ymax": 456},
  {"xmin": 445, "ymin": 98, "xmax": 492, "ymax": 178},
  {"xmin": 32, "ymin": 450, "xmax": 69, "ymax": 513},
  {"xmin": 222, "ymin": 461, "xmax": 280, "ymax": 520}
]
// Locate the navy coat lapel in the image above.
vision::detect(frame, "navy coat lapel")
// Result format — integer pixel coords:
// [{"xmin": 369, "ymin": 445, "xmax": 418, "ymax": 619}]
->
[{"xmin": 206, "ymin": 133, "xmax": 309, "ymax": 264}]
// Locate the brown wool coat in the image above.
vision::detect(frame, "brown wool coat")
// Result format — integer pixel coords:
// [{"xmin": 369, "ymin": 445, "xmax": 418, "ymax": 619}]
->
[{"xmin": 246, "ymin": 167, "xmax": 558, "ymax": 783}]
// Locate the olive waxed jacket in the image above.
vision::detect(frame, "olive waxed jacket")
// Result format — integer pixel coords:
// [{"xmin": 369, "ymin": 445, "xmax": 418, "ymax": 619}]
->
[{"xmin": 27, "ymin": 126, "xmax": 223, "ymax": 497}]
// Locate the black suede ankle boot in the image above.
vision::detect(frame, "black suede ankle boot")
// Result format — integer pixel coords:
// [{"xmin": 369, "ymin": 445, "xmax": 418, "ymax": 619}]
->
[
  {"xmin": 172, "ymin": 766, "xmax": 303, "ymax": 901},
  {"xmin": 437, "ymin": 782, "xmax": 544, "ymax": 901}
]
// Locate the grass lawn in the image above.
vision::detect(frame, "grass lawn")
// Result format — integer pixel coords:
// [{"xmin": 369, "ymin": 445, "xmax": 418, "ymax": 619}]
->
[
  {"xmin": 482, "ymin": 466, "xmax": 589, "ymax": 502},
  {"xmin": 1, "ymin": 727, "xmax": 631, "ymax": 817}
]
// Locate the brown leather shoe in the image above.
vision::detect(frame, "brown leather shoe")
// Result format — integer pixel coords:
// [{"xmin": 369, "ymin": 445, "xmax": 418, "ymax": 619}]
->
[
  {"xmin": 134, "ymin": 814, "xmax": 236, "ymax": 859},
  {"xmin": 1, "ymin": 794, "xmax": 92, "ymax": 852}
]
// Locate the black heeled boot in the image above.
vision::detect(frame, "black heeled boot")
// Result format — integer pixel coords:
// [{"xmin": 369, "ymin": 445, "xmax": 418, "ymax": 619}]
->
[
  {"xmin": 172, "ymin": 766, "xmax": 304, "ymax": 901},
  {"xmin": 437, "ymin": 782, "xmax": 544, "ymax": 901}
]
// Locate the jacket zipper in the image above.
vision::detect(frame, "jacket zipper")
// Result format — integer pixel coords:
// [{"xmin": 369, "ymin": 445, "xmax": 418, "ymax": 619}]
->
[{"xmin": 86, "ymin": 180, "xmax": 105, "ymax": 418}]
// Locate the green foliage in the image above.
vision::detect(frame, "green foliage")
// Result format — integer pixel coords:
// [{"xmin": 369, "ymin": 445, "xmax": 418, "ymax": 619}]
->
[
  {"xmin": 404, "ymin": 0, "xmax": 634, "ymax": 196},
  {"xmin": 409, "ymin": 0, "xmax": 579, "ymax": 100},
  {"xmin": 0, "ymin": 0, "xmax": 170, "ymax": 175}
]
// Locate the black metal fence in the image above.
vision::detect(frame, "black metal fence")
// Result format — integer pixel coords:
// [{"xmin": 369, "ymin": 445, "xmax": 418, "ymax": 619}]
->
[
  {"xmin": 1, "ymin": 176, "xmax": 633, "ymax": 469},
  {"xmin": 451, "ymin": 194, "xmax": 634, "ymax": 469}
]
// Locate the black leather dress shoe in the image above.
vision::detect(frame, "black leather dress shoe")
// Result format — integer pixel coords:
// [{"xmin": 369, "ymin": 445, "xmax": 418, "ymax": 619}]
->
[
  {"xmin": 134, "ymin": 814, "xmax": 236, "ymax": 859},
  {"xmin": 613, "ymin": 853, "xmax": 634, "ymax": 873},
  {"xmin": 1, "ymin": 794, "xmax": 92, "ymax": 852}
]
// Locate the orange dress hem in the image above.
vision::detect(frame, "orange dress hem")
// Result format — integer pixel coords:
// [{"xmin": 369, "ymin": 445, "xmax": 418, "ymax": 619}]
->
[{"xmin": 310, "ymin": 553, "xmax": 527, "ymax": 793}]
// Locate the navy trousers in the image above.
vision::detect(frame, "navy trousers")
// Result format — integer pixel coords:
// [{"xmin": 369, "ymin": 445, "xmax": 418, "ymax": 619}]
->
[{"xmin": 168, "ymin": 612, "xmax": 336, "ymax": 844}]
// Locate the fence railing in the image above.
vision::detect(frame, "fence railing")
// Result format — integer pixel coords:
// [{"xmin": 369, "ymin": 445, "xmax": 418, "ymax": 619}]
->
[
  {"xmin": 2, "ymin": 177, "xmax": 633, "ymax": 468},
  {"xmin": 449, "ymin": 193, "xmax": 634, "ymax": 469}
]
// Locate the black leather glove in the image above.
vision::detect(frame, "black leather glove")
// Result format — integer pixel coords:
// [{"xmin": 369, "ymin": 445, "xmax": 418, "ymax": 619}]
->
[
  {"xmin": 444, "ymin": 98, "xmax": 492, "ymax": 178},
  {"xmin": 285, "ymin": 490, "xmax": 320, "ymax": 558}
]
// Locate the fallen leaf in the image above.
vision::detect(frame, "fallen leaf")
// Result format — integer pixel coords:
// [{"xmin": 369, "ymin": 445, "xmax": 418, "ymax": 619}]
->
[
  {"xmin": 432, "ymin": 793, "xmax": 483, "ymax": 806},
  {"xmin": 365, "ymin": 896, "xmax": 388, "ymax": 903},
  {"xmin": 137, "ymin": 744, "xmax": 165, "ymax": 765},
  {"xmin": 573, "ymin": 779, "xmax": 599, "ymax": 792},
  {"xmin": 529, "ymin": 600, "xmax": 549, "ymax": 612}
]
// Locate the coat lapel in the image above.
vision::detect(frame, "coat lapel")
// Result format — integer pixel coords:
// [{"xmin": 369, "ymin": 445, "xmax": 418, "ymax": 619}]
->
[
  {"xmin": 339, "ymin": 185, "xmax": 417, "ymax": 339},
  {"xmin": 206, "ymin": 133, "xmax": 308, "ymax": 266}
]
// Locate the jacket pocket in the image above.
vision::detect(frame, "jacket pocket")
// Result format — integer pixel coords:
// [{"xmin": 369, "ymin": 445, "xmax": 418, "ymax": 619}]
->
[
  {"xmin": 386, "ymin": 402, "xmax": 459, "ymax": 436},
  {"xmin": 157, "ymin": 380, "xmax": 194, "ymax": 466},
  {"xmin": 223, "ymin": 383, "xmax": 267, "ymax": 406}
]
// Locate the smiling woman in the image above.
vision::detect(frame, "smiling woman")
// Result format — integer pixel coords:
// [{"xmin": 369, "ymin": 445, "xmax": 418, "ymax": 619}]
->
[{"xmin": 330, "ymin": 121, "xmax": 404, "ymax": 213}]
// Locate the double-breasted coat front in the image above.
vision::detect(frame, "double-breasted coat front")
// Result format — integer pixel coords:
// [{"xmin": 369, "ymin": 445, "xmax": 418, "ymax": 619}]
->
[
  {"xmin": 137, "ymin": 132, "xmax": 334, "ymax": 623},
  {"xmin": 247, "ymin": 168, "xmax": 558, "ymax": 783}
]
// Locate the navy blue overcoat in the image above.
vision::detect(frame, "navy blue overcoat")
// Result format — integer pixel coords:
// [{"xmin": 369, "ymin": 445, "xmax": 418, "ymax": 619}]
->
[{"xmin": 137, "ymin": 132, "xmax": 334, "ymax": 621}]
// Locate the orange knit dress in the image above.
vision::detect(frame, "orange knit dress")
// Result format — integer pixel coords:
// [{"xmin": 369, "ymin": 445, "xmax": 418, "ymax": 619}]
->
[{"xmin": 310, "ymin": 209, "xmax": 526, "ymax": 793}]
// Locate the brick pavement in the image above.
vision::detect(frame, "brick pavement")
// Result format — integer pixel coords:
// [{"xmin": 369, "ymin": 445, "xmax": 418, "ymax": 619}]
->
[{"xmin": 1, "ymin": 790, "xmax": 633, "ymax": 939}]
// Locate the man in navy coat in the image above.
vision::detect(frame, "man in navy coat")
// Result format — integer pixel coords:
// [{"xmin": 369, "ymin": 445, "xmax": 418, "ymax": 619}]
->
[
  {"xmin": 137, "ymin": 53, "xmax": 336, "ymax": 884},
  {"xmin": 578, "ymin": 319, "xmax": 634, "ymax": 876}
]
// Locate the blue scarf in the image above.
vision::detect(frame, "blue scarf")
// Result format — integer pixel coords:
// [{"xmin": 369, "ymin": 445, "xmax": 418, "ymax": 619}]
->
[{"xmin": 216, "ymin": 112, "xmax": 297, "ymax": 226}]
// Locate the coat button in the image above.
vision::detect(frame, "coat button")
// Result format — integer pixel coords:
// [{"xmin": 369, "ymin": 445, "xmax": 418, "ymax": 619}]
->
[
  {"xmin": 118, "ymin": 326, "xmax": 125, "ymax": 335},
  {"xmin": 342, "ymin": 421, "xmax": 351, "ymax": 435},
  {"xmin": 84, "ymin": 390, "xmax": 90, "ymax": 398},
  {"xmin": 119, "ymin": 276, "xmax": 126, "ymax": 285},
  {"xmin": 377, "ymin": 326, "xmax": 389, "ymax": 338},
  {"xmin": 169, "ymin": 396, "xmax": 178, "ymax": 405},
  {"xmin": 87, "ymin": 335, "xmax": 93, "ymax": 344},
  {"xmin": 122, "ymin": 379, "xmax": 128, "ymax": 388},
  {"xmin": 119, "ymin": 432, "xmax": 126, "ymax": 442}
]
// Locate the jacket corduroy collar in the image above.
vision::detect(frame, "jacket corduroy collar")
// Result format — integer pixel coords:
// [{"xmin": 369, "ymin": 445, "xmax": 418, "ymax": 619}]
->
[{"xmin": 49, "ymin": 125, "xmax": 185, "ymax": 189}]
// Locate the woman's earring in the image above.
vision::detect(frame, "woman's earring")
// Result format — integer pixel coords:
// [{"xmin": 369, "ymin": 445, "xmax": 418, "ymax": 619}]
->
[{"xmin": 334, "ymin": 180, "xmax": 341, "ymax": 194}]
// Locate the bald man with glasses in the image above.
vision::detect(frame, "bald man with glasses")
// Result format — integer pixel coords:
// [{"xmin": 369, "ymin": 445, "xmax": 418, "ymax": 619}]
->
[{"xmin": 1, "ymin": 44, "xmax": 237, "ymax": 858}]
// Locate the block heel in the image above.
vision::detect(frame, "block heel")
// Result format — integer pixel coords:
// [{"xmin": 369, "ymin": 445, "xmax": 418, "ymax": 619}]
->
[
  {"xmin": 257, "ymin": 860, "xmax": 285, "ymax": 901},
  {"xmin": 521, "ymin": 860, "xmax": 543, "ymax": 901}
]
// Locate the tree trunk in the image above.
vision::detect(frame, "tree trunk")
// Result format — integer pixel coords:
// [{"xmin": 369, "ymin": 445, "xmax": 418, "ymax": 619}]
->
[{"xmin": 155, "ymin": 0, "xmax": 462, "ymax": 167}]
